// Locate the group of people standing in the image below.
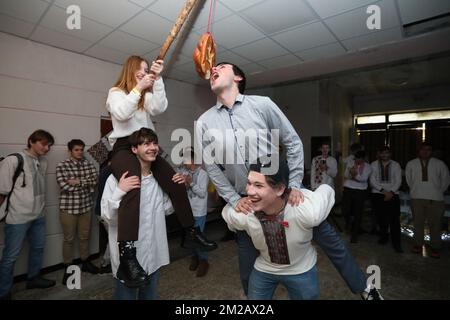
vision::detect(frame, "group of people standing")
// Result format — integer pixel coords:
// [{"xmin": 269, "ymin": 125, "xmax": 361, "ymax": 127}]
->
[
  {"xmin": 0, "ymin": 53, "xmax": 448, "ymax": 301},
  {"xmin": 310, "ymin": 140, "xmax": 449, "ymax": 258}
]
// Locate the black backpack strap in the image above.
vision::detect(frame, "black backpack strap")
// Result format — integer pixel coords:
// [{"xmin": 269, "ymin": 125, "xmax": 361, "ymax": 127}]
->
[{"xmin": 4, "ymin": 153, "xmax": 25, "ymax": 214}]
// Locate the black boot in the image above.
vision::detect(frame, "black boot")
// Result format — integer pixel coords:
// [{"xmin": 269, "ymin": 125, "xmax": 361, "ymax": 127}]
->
[
  {"xmin": 117, "ymin": 241, "xmax": 150, "ymax": 288},
  {"xmin": 81, "ymin": 260, "xmax": 99, "ymax": 274},
  {"xmin": 62, "ymin": 265, "xmax": 70, "ymax": 286},
  {"xmin": 181, "ymin": 227, "xmax": 217, "ymax": 252},
  {"xmin": 26, "ymin": 275, "xmax": 56, "ymax": 289}
]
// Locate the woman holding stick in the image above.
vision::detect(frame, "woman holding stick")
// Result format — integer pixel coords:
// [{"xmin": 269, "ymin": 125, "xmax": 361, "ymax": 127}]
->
[{"xmin": 106, "ymin": 55, "xmax": 216, "ymax": 288}]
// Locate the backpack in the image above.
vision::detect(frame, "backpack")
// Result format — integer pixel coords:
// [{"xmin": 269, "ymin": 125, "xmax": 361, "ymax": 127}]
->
[{"xmin": 0, "ymin": 153, "xmax": 25, "ymax": 222}]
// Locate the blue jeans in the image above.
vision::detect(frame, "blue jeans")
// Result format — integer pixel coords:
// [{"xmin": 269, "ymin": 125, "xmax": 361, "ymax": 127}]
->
[
  {"xmin": 248, "ymin": 266, "xmax": 319, "ymax": 300},
  {"xmin": 235, "ymin": 230, "xmax": 258, "ymax": 296},
  {"xmin": 193, "ymin": 216, "xmax": 208, "ymax": 261},
  {"xmin": 0, "ymin": 216, "xmax": 46, "ymax": 296},
  {"xmin": 236, "ymin": 220, "xmax": 366, "ymax": 295},
  {"xmin": 114, "ymin": 269, "xmax": 160, "ymax": 300},
  {"xmin": 313, "ymin": 220, "xmax": 367, "ymax": 294}
]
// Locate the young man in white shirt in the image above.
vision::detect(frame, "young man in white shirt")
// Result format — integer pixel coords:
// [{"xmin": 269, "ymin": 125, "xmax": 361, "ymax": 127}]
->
[
  {"xmin": 223, "ymin": 156, "xmax": 332, "ymax": 299},
  {"xmin": 370, "ymin": 146, "xmax": 403, "ymax": 253},
  {"xmin": 406, "ymin": 142, "xmax": 450, "ymax": 258},
  {"xmin": 342, "ymin": 150, "xmax": 372, "ymax": 243},
  {"xmin": 101, "ymin": 128, "xmax": 174, "ymax": 299},
  {"xmin": 310, "ymin": 142, "xmax": 338, "ymax": 191}
]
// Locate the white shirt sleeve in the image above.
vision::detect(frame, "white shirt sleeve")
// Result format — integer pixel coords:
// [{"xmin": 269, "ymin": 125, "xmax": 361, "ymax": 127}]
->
[
  {"xmin": 101, "ymin": 175, "xmax": 126, "ymax": 226},
  {"xmin": 391, "ymin": 162, "xmax": 402, "ymax": 193},
  {"xmin": 106, "ymin": 88, "xmax": 140, "ymax": 121},
  {"xmin": 292, "ymin": 185, "xmax": 335, "ymax": 229},
  {"xmin": 189, "ymin": 169, "xmax": 208, "ymax": 198},
  {"xmin": 144, "ymin": 78, "xmax": 168, "ymax": 116},
  {"xmin": 405, "ymin": 161, "xmax": 413, "ymax": 189},
  {"xmin": 370, "ymin": 161, "xmax": 382, "ymax": 191},
  {"xmin": 221, "ymin": 204, "xmax": 249, "ymax": 232},
  {"xmin": 326, "ymin": 157, "xmax": 338, "ymax": 179},
  {"xmin": 163, "ymin": 192, "xmax": 175, "ymax": 216}
]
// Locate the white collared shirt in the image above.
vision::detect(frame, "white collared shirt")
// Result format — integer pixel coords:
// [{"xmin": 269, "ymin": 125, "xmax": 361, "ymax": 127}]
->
[
  {"xmin": 101, "ymin": 173, "xmax": 174, "ymax": 277},
  {"xmin": 310, "ymin": 155, "xmax": 337, "ymax": 190},
  {"xmin": 222, "ymin": 185, "xmax": 334, "ymax": 275},
  {"xmin": 370, "ymin": 160, "xmax": 402, "ymax": 194},
  {"xmin": 343, "ymin": 159, "xmax": 372, "ymax": 190}
]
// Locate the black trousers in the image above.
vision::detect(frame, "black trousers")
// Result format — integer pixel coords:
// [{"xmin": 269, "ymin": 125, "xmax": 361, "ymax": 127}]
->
[
  {"xmin": 111, "ymin": 137, "xmax": 194, "ymax": 241},
  {"xmin": 371, "ymin": 193, "xmax": 401, "ymax": 247},
  {"xmin": 342, "ymin": 187, "xmax": 367, "ymax": 239}
]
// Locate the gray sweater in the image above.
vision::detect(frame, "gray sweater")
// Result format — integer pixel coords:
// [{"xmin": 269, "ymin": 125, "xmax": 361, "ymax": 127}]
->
[{"xmin": 0, "ymin": 150, "xmax": 47, "ymax": 224}]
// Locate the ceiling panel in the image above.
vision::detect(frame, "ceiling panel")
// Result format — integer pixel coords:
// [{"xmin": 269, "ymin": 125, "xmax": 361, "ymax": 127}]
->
[
  {"xmin": 0, "ymin": 13, "xmax": 35, "ymax": 38},
  {"xmin": 148, "ymin": 0, "xmax": 233, "ymax": 33},
  {"xmin": 216, "ymin": 50, "xmax": 252, "ymax": 66},
  {"xmin": 128, "ymin": 0, "xmax": 157, "ymax": 8},
  {"xmin": 306, "ymin": 0, "xmax": 377, "ymax": 19},
  {"xmin": 191, "ymin": 1, "xmax": 234, "ymax": 32},
  {"xmin": 54, "ymin": 0, "xmax": 143, "ymax": 28},
  {"xmin": 271, "ymin": 21, "xmax": 337, "ymax": 52},
  {"xmin": 30, "ymin": 26, "xmax": 93, "ymax": 53},
  {"xmin": 173, "ymin": 60, "xmax": 198, "ymax": 75},
  {"xmin": 148, "ymin": 0, "xmax": 195, "ymax": 22},
  {"xmin": 209, "ymin": 15, "xmax": 265, "ymax": 49},
  {"xmin": 177, "ymin": 30, "xmax": 203, "ymax": 57},
  {"xmin": 165, "ymin": 68, "xmax": 193, "ymax": 81},
  {"xmin": 240, "ymin": 62, "xmax": 267, "ymax": 75},
  {"xmin": 241, "ymin": 0, "xmax": 317, "ymax": 34},
  {"xmin": 120, "ymin": 10, "xmax": 173, "ymax": 45},
  {"xmin": 84, "ymin": 44, "xmax": 130, "ymax": 64},
  {"xmin": 1, "ymin": 0, "xmax": 449, "ymax": 88},
  {"xmin": 342, "ymin": 26, "xmax": 403, "ymax": 50},
  {"xmin": 257, "ymin": 53, "xmax": 302, "ymax": 70},
  {"xmin": 231, "ymin": 38, "xmax": 289, "ymax": 62},
  {"xmin": 324, "ymin": 0, "xmax": 400, "ymax": 40},
  {"xmin": 397, "ymin": 0, "xmax": 450, "ymax": 24},
  {"xmin": 40, "ymin": 5, "xmax": 114, "ymax": 43},
  {"xmin": 0, "ymin": 0, "xmax": 49, "ymax": 23},
  {"xmin": 218, "ymin": 0, "xmax": 265, "ymax": 12},
  {"xmin": 296, "ymin": 42, "xmax": 346, "ymax": 61},
  {"xmin": 98, "ymin": 30, "xmax": 159, "ymax": 55}
]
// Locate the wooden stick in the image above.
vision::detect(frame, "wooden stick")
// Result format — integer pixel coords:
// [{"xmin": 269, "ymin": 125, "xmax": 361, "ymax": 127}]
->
[{"xmin": 156, "ymin": 0, "xmax": 201, "ymax": 60}]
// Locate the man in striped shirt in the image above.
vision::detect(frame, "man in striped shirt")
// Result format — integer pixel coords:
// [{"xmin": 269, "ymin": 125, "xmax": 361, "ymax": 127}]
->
[{"xmin": 56, "ymin": 139, "xmax": 99, "ymax": 285}]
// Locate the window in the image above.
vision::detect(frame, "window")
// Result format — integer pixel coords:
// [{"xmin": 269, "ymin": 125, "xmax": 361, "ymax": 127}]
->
[{"xmin": 355, "ymin": 110, "xmax": 450, "ymax": 169}]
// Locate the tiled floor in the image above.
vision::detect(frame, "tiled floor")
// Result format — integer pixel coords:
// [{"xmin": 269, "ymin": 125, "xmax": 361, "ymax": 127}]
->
[{"xmin": 9, "ymin": 217, "xmax": 450, "ymax": 300}]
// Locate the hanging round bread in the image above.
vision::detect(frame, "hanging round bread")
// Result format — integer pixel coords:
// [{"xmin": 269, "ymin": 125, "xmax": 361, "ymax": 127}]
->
[{"xmin": 193, "ymin": 32, "xmax": 216, "ymax": 79}]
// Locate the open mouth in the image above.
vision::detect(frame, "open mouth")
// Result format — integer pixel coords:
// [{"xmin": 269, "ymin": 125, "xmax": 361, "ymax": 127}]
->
[
  {"xmin": 249, "ymin": 198, "xmax": 261, "ymax": 203},
  {"xmin": 211, "ymin": 72, "xmax": 219, "ymax": 83}
]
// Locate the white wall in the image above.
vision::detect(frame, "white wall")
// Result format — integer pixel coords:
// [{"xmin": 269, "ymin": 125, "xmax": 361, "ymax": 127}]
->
[
  {"xmin": 248, "ymin": 80, "xmax": 353, "ymax": 200},
  {"xmin": 0, "ymin": 32, "xmax": 214, "ymax": 276},
  {"xmin": 248, "ymin": 81, "xmax": 330, "ymax": 170}
]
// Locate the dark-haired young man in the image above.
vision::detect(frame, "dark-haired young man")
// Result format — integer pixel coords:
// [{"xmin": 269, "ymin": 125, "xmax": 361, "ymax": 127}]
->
[
  {"xmin": 370, "ymin": 146, "xmax": 403, "ymax": 253},
  {"xmin": 196, "ymin": 63, "xmax": 382, "ymax": 300},
  {"xmin": 56, "ymin": 139, "xmax": 99, "ymax": 285},
  {"xmin": 0, "ymin": 129, "xmax": 56, "ymax": 299},
  {"xmin": 101, "ymin": 128, "xmax": 174, "ymax": 299}
]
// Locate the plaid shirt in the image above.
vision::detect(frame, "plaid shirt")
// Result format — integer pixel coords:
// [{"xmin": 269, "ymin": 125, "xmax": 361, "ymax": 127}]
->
[{"xmin": 56, "ymin": 158, "xmax": 98, "ymax": 214}]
